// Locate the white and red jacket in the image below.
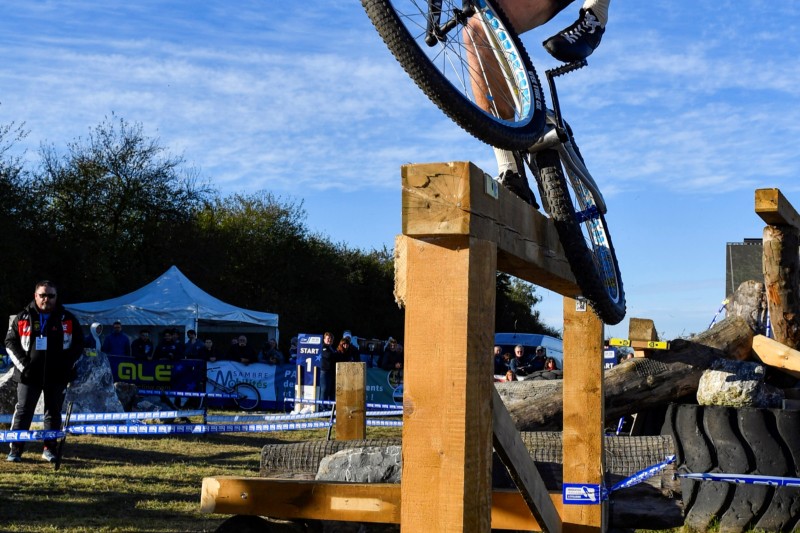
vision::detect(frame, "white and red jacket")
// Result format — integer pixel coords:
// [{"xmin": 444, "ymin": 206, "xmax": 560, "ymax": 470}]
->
[{"xmin": 5, "ymin": 301, "xmax": 84, "ymax": 386}]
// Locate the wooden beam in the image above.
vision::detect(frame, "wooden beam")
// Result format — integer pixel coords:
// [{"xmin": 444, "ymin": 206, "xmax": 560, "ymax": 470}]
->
[
  {"xmin": 755, "ymin": 188, "xmax": 800, "ymax": 229},
  {"xmin": 201, "ymin": 478, "xmax": 563, "ymax": 530},
  {"xmin": 401, "ymin": 161, "xmax": 579, "ymax": 296},
  {"xmin": 492, "ymin": 387, "xmax": 562, "ymax": 533},
  {"xmin": 628, "ymin": 318, "xmax": 659, "ymax": 358},
  {"xmin": 335, "ymin": 362, "xmax": 366, "ymax": 440},
  {"xmin": 562, "ymin": 297, "xmax": 606, "ymax": 532},
  {"xmin": 400, "ymin": 235, "xmax": 496, "ymax": 531},
  {"xmin": 751, "ymin": 334, "xmax": 800, "ymax": 379}
]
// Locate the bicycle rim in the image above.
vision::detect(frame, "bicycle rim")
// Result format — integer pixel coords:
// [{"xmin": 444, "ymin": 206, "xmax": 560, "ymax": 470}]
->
[
  {"xmin": 234, "ymin": 383, "xmax": 261, "ymax": 411},
  {"xmin": 362, "ymin": 0, "xmax": 545, "ymax": 150},
  {"xmin": 536, "ymin": 149, "xmax": 626, "ymax": 324}
]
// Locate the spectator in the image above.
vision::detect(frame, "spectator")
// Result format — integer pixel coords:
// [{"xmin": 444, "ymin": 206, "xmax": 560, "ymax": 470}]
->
[
  {"xmin": 288, "ymin": 336, "xmax": 298, "ymax": 364},
  {"xmin": 154, "ymin": 330, "xmax": 179, "ymax": 360},
  {"xmin": 504, "ymin": 370, "xmax": 518, "ymax": 382},
  {"xmin": 544, "ymin": 357, "xmax": 558, "ymax": 371},
  {"xmin": 171, "ymin": 328, "xmax": 184, "ymax": 357},
  {"xmin": 379, "ymin": 337, "xmax": 404, "ymax": 371},
  {"xmin": 5, "ymin": 280, "xmax": 83, "ymax": 463},
  {"xmin": 131, "ymin": 329, "xmax": 154, "ymax": 361},
  {"xmin": 260, "ymin": 338, "xmax": 284, "ymax": 365},
  {"xmin": 530, "ymin": 346, "xmax": 547, "ymax": 372},
  {"xmin": 319, "ymin": 332, "xmax": 336, "ymax": 402},
  {"xmin": 509, "ymin": 345, "xmax": 531, "ymax": 376},
  {"xmin": 228, "ymin": 335, "xmax": 256, "ymax": 365},
  {"xmin": 493, "ymin": 345, "xmax": 506, "ymax": 375},
  {"xmin": 197, "ymin": 338, "xmax": 219, "ymax": 363},
  {"xmin": 183, "ymin": 329, "xmax": 203, "ymax": 359},
  {"xmin": 101, "ymin": 320, "xmax": 131, "ymax": 357},
  {"xmin": 337, "ymin": 336, "xmax": 359, "ymax": 363},
  {"xmin": 362, "ymin": 339, "xmax": 384, "ymax": 368}
]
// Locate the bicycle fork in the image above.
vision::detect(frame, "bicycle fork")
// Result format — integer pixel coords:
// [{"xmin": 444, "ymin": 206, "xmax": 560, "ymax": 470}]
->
[{"xmin": 526, "ymin": 60, "xmax": 608, "ymax": 215}]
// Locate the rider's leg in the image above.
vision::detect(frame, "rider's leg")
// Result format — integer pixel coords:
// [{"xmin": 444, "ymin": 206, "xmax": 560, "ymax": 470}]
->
[
  {"xmin": 543, "ymin": 0, "xmax": 610, "ymax": 62},
  {"xmin": 465, "ymin": 1, "xmax": 573, "ymax": 207}
]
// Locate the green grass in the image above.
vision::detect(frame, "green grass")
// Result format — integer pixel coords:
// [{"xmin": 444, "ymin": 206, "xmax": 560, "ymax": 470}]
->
[{"xmin": 0, "ymin": 422, "xmax": 401, "ymax": 532}]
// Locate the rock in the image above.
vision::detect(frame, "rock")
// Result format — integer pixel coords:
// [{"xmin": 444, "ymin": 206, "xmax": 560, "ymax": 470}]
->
[
  {"xmin": 114, "ymin": 382, "xmax": 138, "ymax": 411},
  {"xmin": 316, "ymin": 446, "xmax": 402, "ymax": 483},
  {"xmin": 0, "ymin": 367, "xmax": 17, "ymax": 416},
  {"xmin": 315, "ymin": 446, "xmax": 402, "ymax": 533},
  {"xmin": 63, "ymin": 352, "xmax": 124, "ymax": 414},
  {"xmin": 697, "ymin": 359, "xmax": 784, "ymax": 407}
]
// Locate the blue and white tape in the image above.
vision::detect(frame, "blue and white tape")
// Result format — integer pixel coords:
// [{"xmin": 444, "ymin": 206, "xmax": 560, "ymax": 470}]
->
[
  {"xmin": 562, "ymin": 455, "xmax": 676, "ymax": 505},
  {"xmin": 138, "ymin": 389, "xmax": 236, "ymax": 399},
  {"xmin": 68, "ymin": 420, "xmax": 332, "ymax": 435},
  {"xmin": 677, "ymin": 472, "xmax": 800, "ymax": 487},
  {"xmin": 0, "ymin": 429, "xmax": 65, "ymax": 442}
]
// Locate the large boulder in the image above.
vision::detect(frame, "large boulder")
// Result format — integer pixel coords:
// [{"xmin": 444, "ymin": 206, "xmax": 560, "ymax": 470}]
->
[
  {"xmin": 696, "ymin": 359, "xmax": 783, "ymax": 407},
  {"xmin": 63, "ymin": 351, "xmax": 124, "ymax": 414},
  {"xmin": 316, "ymin": 446, "xmax": 402, "ymax": 483}
]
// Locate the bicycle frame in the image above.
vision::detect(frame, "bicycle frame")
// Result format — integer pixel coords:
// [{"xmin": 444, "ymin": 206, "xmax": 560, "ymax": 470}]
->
[{"xmin": 525, "ymin": 64, "xmax": 608, "ymax": 215}]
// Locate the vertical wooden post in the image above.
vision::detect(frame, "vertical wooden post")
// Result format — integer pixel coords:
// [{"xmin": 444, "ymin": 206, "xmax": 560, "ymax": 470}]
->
[
  {"xmin": 336, "ymin": 362, "xmax": 367, "ymax": 441},
  {"xmin": 400, "ymin": 235, "xmax": 497, "ymax": 532},
  {"xmin": 562, "ymin": 297, "xmax": 606, "ymax": 532}
]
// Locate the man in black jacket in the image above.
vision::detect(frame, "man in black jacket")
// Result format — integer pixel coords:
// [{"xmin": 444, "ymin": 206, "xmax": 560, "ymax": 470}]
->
[{"xmin": 5, "ymin": 280, "xmax": 83, "ymax": 463}]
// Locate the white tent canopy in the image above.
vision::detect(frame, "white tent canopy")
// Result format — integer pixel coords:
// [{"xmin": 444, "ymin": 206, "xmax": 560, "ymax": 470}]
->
[{"xmin": 65, "ymin": 266, "xmax": 279, "ymax": 338}]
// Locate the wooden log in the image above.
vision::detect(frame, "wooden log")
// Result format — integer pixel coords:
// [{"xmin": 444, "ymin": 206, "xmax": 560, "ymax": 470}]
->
[
  {"xmin": 751, "ymin": 334, "xmax": 800, "ymax": 379},
  {"xmin": 727, "ymin": 280, "xmax": 767, "ymax": 336},
  {"xmin": 499, "ymin": 315, "xmax": 755, "ymax": 431},
  {"xmin": 763, "ymin": 224, "xmax": 800, "ymax": 349}
]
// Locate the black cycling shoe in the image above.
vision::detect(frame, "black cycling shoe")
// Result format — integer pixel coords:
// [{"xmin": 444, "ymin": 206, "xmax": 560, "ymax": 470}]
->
[
  {"xmin": 543, "ymin": 8, "xmax": 605, "ymax": 63},
  {"xmin": 497, "ymin": 169, "xmax": 539, "ymax": 209}
]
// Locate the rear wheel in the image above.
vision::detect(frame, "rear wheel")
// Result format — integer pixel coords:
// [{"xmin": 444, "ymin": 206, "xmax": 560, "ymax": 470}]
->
[
  {"xmin": 535, "ymin": 148, "xmax": 626, "ymax": 324},
  {"xmin": 233, "ymin": 383, "xmax": 261, "ymax": 411},
  {"xmin": 361, "ymin": 0, "xmax": 546, "ymax": 150}
]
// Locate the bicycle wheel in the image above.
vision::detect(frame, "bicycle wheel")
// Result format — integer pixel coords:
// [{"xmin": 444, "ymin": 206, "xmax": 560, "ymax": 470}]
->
[
  {"xmin": 233, "ymin": 383, "xmax": 261, "ymax": 412},
  {"xmin": 362, "ymin": 0, "xmax": 545, "ymax": 150},
  {"xmin": 535, "ymin": 148, "xmax": 626, "ymax": 325}
]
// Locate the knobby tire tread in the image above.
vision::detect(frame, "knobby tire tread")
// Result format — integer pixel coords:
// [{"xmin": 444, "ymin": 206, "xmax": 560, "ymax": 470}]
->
[
  {"xmin": 663, "ymin": 404, "xmax": 800, "ymax": 533},
  {"xmin": 361, "ymin": 0, "xmax": 545, "ymax": 150},
  {"xmin": 536, "ymin": 149, "xmax": 626, "ymax": 324}
]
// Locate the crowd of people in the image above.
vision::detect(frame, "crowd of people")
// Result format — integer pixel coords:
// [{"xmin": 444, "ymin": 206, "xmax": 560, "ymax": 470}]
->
[
  {"xmin": 493, "ymin": 344, "xmax": 558, "ymax": 382},
  {"xmin": 88, "ymin": 321, "xmax": 405, "ymax": 372}
]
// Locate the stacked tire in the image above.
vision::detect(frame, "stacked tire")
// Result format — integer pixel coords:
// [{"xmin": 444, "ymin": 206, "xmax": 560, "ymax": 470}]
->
[{"xmin": 662, "ymin": 403, "xmax": 800, "ymax": 532}]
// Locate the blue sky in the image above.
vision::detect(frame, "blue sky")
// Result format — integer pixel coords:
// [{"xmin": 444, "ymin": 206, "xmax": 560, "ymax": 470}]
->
[{"xmin": 2, "ymin": 1, "xmax": 799, "ymax": 341}]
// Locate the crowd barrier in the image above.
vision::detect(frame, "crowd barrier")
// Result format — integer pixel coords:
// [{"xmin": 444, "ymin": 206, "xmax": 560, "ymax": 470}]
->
[{"xmin": 0, "ymin": 395, "xmax": 403, "ymax": 443}]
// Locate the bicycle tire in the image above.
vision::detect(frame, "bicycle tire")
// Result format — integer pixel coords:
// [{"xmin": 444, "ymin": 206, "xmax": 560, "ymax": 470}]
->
[
  {"xmin": 536, "ymin": 148, "xmax": 626, "ymax": 324},
  {"xmin": 233, "ymin": 382, "xmax": 261, "ymax": 412},
  {"xmin": 361, "ymin": 0, "xmax": 546, "ymax": 150}
]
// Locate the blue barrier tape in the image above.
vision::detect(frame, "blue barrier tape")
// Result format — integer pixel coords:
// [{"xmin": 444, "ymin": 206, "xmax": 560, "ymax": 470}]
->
[
  {"xmin": 0, "ymin": 410, "xmax": 206, "ymax": 424},
  {"xmin": 677, "ymin": 472, "xmax": 800, "ymax": 487},
  {"xmin": 138, "ymin": 389, "xmax": 236, "ymax": 399},
  {"xmin": 562, "ymin": 455, "xmax": 675, "ymax": 505},
  {"xmin": 608, "ymin": 455, "xmax": 676, "ymax": 493},
  {"xmin": 207, "ymin": 411, "xmax": 335, "ymax": 423},
  {"xmin": 68, "ymin": 420, "xmax": 333, "ymax": 435},
  {"xmin": 365, "ymin": 419, "xmax": 403, "ymax": 427},
  {"xmin": 0, "ymin": 429, "xmax": 65, "ymax": 442},
  {"xmin": 285, "ymin": 397, "xmax": 402, "ymax": 411}
]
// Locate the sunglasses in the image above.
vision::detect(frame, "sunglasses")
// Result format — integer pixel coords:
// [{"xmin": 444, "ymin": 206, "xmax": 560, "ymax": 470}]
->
[{"xmin": 37, "ymin": 293, "xmax": 57, "ymax": 299}]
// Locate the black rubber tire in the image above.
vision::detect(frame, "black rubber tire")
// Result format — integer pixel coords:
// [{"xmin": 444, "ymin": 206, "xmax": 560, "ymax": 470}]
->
[
  {"xmin": 662, "ymin": 403, "xmax": 800, "ymax": 533},
  {"xmin": 535, "ymin": 149, "xmax": 626, "ymax": 324},
  {"xmin": 233, "ymin": 382, "xmax": 261, "ymax": 412},
  {"xmin": 361, "ymin": 0, "xmax": 545, "ymax": 150}
]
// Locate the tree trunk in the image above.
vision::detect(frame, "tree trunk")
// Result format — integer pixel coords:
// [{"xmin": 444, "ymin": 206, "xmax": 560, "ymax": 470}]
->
[
  {"xmin": 763, "ymin": 224, "xmax": 800, "ymax": 349},
  {"xmin": 499, "ymin": 315, "xmax": 755, "ymax": 431}
]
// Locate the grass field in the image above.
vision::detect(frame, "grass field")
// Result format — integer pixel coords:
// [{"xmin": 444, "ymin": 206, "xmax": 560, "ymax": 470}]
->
[{"xmin": 0, "ymin": 422, "xmax": 402, "ymax": 532}]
